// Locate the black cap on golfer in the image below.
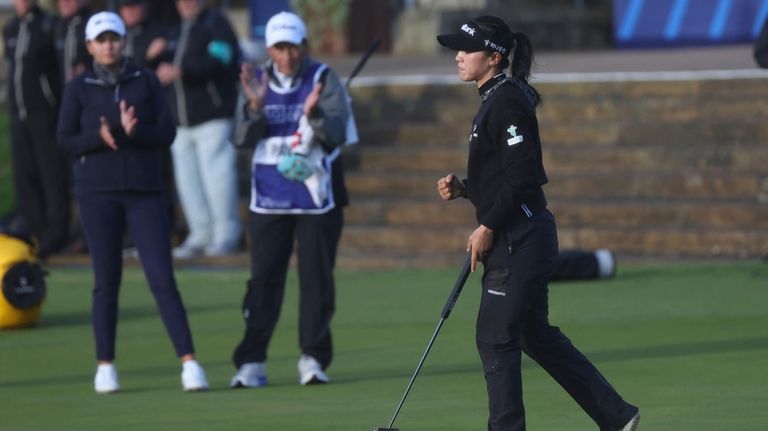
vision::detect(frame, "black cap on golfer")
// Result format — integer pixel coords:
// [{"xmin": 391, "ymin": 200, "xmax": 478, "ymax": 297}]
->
[{"xmin": 437, "ymin": 18, "xmax": 511, "ymax": 56}]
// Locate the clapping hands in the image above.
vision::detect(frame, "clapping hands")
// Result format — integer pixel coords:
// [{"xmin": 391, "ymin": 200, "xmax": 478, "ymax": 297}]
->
[
  {"xmin": 99, "ymin": 100, "xmax": 137, "ymax": 150},
  {"xmin": 240, "ymin": 63, "xmax": 268, "ymax": 112}
]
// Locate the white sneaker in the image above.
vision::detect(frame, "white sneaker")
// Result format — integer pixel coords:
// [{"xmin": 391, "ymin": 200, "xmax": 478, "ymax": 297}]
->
[
  {"xmin": 173, "ymin": 240, "xmax": 206, "ymax": 259},
  {"xmin": 94, "ymin": 363, "xmax": 120, "ymax": 394},
  {"xmin": 298, "ymin": 355, "xmax": 329, "ymax": 385},
  {"xmin": 621, "ymin": 412, "xmax": 640, "ymax": 431},
  {"xmin": 230, "ymin": 362, "xmax": 268, "ymax": 388},
  {"xmin": 181, "ymin": 360, "xmax": 209, "ymax": 392}
]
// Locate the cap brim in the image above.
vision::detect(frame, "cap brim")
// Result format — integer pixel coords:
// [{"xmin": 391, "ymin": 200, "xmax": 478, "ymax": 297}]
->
[
  {"xmin": 437, "ymin": 33, "xmax": 486, "ymax": 52},
  {"xmin": 266, "ymin": 32, "xmax": 303, "ymax": 48}
]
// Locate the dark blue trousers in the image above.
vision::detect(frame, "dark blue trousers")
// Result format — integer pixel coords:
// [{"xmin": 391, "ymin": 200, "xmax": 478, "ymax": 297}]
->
[
  {"xmin": 477, "ymin": 210, "xmax": 637, "ymax": 431},
  {"xmin": 77, "ymin": 191, "xmax": 195, "ymax": 361},
  {"xmin": 232, "ymin": 208, "xmax": 342, "ymax": 369}
]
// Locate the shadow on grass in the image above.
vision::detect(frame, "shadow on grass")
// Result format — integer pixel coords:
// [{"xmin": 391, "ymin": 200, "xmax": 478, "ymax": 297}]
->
[
  {"xmin": 39, "ymin": 303, "xmax": 236, "ymax": 328},
  {"xmin": 332, "ymin": 335, "xmax": 768, "ymax": 384},
  {"xmin": 3, "ymin": 336, "xmax": 766, "ymax": 390}
]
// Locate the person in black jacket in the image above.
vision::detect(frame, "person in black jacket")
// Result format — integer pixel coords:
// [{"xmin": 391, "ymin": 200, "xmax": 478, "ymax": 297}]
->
[
  {"xmin": 436, "ymin": 16, "xmax": 640, "ymax": 431},
  {"xmin": 119, "ymin": 0, "xmax": 167, "ymax": 70},
  {"xmin": 54, "ymin": 0, "xmax": 92, "ymax": 83},
  {"xmin": 57, "ymin": 11, "xmax": 208, "ymax": 394},
  {"xmin": 154, "ymin": 0, "xmax": 243, "ymax": 258},
  {"xmin": 3, "ymin": 0, "xmax": 70, "ymax": 258}
]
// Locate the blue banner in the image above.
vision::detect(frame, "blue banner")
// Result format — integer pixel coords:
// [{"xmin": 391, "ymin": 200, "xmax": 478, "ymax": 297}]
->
[
  {"xmin": 247, "ymin": 0, "xmax": 293, "ymax": 40},
  {"xmin": 614, "ymin": 0, "xmax": 768, "ymax": 46}
]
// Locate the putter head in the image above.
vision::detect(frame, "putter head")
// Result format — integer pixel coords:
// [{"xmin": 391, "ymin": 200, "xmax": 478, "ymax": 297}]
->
[{"xmin": 372, "ymin": 428, "xmax": 399, "ymax": 431}]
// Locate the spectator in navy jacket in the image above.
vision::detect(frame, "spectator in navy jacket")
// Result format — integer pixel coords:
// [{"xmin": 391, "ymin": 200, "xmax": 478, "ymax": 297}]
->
[{"xmin": 57, "ymin": 11, "xmax": 209, "ymax": 394}]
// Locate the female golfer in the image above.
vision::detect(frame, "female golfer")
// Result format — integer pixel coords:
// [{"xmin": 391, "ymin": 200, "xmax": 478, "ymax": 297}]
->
[
  {"xmin": 57, "ymin": 12, "xmax": 208, "ymax": 394},
  {"xmin": 435, "ymin": 16, "xmax": 640, "ymax": 431}
]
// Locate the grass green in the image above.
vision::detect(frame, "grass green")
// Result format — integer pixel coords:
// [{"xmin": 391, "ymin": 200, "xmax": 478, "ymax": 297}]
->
[{"xmin": 1, "ymin": 262, "xmax": 767, "ymax": 430}]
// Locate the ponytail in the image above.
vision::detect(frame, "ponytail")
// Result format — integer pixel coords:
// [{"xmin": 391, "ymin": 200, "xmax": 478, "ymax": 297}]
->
[
  {"xmin": 510, "ymin": 33, "xmax": 534, "ymax": 82},
  {"xmin": 473, "ymin": 16, "xmax": 542, "ymax": 106}
]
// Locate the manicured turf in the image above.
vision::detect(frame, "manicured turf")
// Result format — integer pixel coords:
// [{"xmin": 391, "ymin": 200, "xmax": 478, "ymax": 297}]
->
[{"xmin": 1, "ymin": 262, "xmax": 767, "ymax": 430}]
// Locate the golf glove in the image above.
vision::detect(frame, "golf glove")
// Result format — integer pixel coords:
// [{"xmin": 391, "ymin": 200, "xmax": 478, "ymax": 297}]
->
[
  {"xmin": 278, "ymin": 115, "xmax": 315, "ymax": 182},
  {"xmin": 277, "ymin": 153, "xmax": 314, "ymax": 182}
]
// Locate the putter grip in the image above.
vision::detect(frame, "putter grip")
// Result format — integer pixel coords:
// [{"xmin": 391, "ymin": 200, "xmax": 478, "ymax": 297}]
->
[{"xmin": 440, "ymin": 254, "xmax": 471, "ymax": 319}]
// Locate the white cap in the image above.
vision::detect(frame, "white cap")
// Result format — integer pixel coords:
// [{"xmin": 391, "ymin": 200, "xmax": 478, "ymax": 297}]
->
[
  {"xmin": 265, "ymin": 11, "xmax": 306, "ymax": 48},
  {"xmin": 85, "ymin": 12, "xmax": 126, "ymax": 41}
]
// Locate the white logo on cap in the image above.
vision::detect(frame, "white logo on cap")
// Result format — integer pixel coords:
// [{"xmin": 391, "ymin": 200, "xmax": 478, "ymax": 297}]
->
[
  {"xmin": 461, "ymin": 24, "xmax": 476, "ymax": 36},
  {"xmin": 484, "ymin": 39, "xmax": 507, "ymax": 54}
]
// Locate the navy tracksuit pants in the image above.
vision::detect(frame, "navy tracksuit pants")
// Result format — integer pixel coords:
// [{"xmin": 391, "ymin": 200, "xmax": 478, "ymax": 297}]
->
[
  {"xmin": 232, "ymin": 208, "xmax": 343, "ymax": 370},
  {"xmin": 77, "ymin": 191, "xmax": 195, "ymax": 361},
  {"xmin": 477, "ymin": 210, "xmax": 637, "ymax": 431}
]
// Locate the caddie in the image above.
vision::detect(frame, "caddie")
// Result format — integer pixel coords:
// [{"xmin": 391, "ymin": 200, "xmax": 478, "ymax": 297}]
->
[{"xmin": 230, "ymin": 10, "xmax": 357, "ymax": 388}]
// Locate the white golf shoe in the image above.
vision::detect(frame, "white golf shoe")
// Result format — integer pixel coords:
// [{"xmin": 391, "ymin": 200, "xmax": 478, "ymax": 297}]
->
[
  {"xmin": 94, "ymin": 363, "xmax": 120, "ymax": 394},
  {"xmin": 181, "ymin": 360, "xmax": 209, "ymax": 392},
  {"xmin": 230, "ymin": 362, "xmax": 268, "ymax": 388},
  {"xmin": 298, "ymin": 355, "xmax": 329, "ymax": 385}
]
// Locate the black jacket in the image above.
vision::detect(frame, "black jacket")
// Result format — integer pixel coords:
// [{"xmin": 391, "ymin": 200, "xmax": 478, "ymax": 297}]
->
[
  {"xmin": 158, "ymin": 7, "xmax": 240, "ymax": 126},
  {"xmin": 2, "ymin": 5, "xmax": 60, "ymax": 120},
  {"xmin": 54, "ymin": 6, "xmax": 93, "ymax": 84},
  {"xmin": 57, "ymin": 61, "xmax": 176, "ymax": 194},
  {"xmin": 125, "ymin": 20, "xmax": 165, "ymax": 70},
  {"xmin": 465, "ymin": 73, "xmax": 548, "ymax": 231}
]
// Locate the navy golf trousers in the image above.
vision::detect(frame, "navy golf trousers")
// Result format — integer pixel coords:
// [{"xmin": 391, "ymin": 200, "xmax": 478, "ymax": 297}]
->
[
  {"xmin": 477, "ymin": 210, "xmax": 637, "ymax": 431},
  {"xmin": 77, "ymin": 191, "xmax": 195, "ymax": 361}
]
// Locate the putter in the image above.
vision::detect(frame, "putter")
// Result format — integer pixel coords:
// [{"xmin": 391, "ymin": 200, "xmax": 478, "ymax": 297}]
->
[{"xmin": 373, "ymin": 254, "xmax": 472, "ymax": 431}]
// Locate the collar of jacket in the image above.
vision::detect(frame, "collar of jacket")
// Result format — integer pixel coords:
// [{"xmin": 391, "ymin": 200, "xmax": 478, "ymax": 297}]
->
[
  {"xmin": 265, "ymin": 55, "xmax": 313, "ymax": 87},
  {"xmin": 84, "ymin": 59, "xmax": 142, "ymax": 87},
  {"xmin": 479, "ymin": 73, "xmax": 508, "ymax": 102},
  {"xmin": 20, "ymin": 4, "xmax": 43, "ymax": 22}
]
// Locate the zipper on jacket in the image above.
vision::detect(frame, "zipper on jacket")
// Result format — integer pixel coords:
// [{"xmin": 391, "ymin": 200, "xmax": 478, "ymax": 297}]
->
[
  {"xmin": 207, "ymin": 82, "xmax": 222, "ymax": 108},
  {"xmin": 13, "ymin": 16, "xmax": 31, "ymax": 121},
  {"xmin": 173, "ymin": 20, "xmax": 193, "ymax": 126},
  {"xmin": 39, "ymin": 74, "xmax": 57, "ymax": 107},
  {"xmin": 64, "ymin": 15, "xmax": 81, "ymax": 82}
]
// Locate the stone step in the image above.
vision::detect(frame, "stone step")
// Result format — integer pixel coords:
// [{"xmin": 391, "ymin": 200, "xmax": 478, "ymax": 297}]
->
[
  {"xmin": 345, "ymin": 198, "xmax": 768, "ymax": 230},
  {"xmin": 556, "ymin": 226, "xmax": 767, "ymax": 259},
  {"xmin": 351, "ymin": 79, "xmax": 768, "ymax": 125},
  {"xmin": 346, "ymin": 170, "xmax": 767, "ymax": 201},
  {"xmin": 339, "ymin": 225, "xmax": 767, "ymax": 259},
  {"xmin": 44, "ymin": 223, "xmax": 765, "ymax": 271},
  {"xmin": 358, "ymin": 122, "xmax": 623, "ymax": 147},
  {"xmin": 357, "ymin": 119, "xmax": 768, "ymax": 148},
  {"xmin": 355, "ymin": 145, "xmax": 768, "ymax": 174}
]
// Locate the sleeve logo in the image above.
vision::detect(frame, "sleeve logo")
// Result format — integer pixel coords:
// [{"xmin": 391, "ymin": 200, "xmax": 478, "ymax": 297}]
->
[{"xmin": 507, "ymin": 124, "xmax": 523, "ymax": 146}]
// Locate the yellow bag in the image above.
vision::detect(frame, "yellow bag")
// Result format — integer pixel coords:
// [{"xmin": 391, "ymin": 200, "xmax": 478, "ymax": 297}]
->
[{"xmin": 0, "ymin": 233, "xmax": 46, "ymax": 329}]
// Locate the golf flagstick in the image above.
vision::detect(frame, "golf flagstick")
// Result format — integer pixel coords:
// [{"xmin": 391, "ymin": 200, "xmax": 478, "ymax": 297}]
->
[{"xmin": 373, "ymin": 254, "xmax": 472, "ymax": 431}]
